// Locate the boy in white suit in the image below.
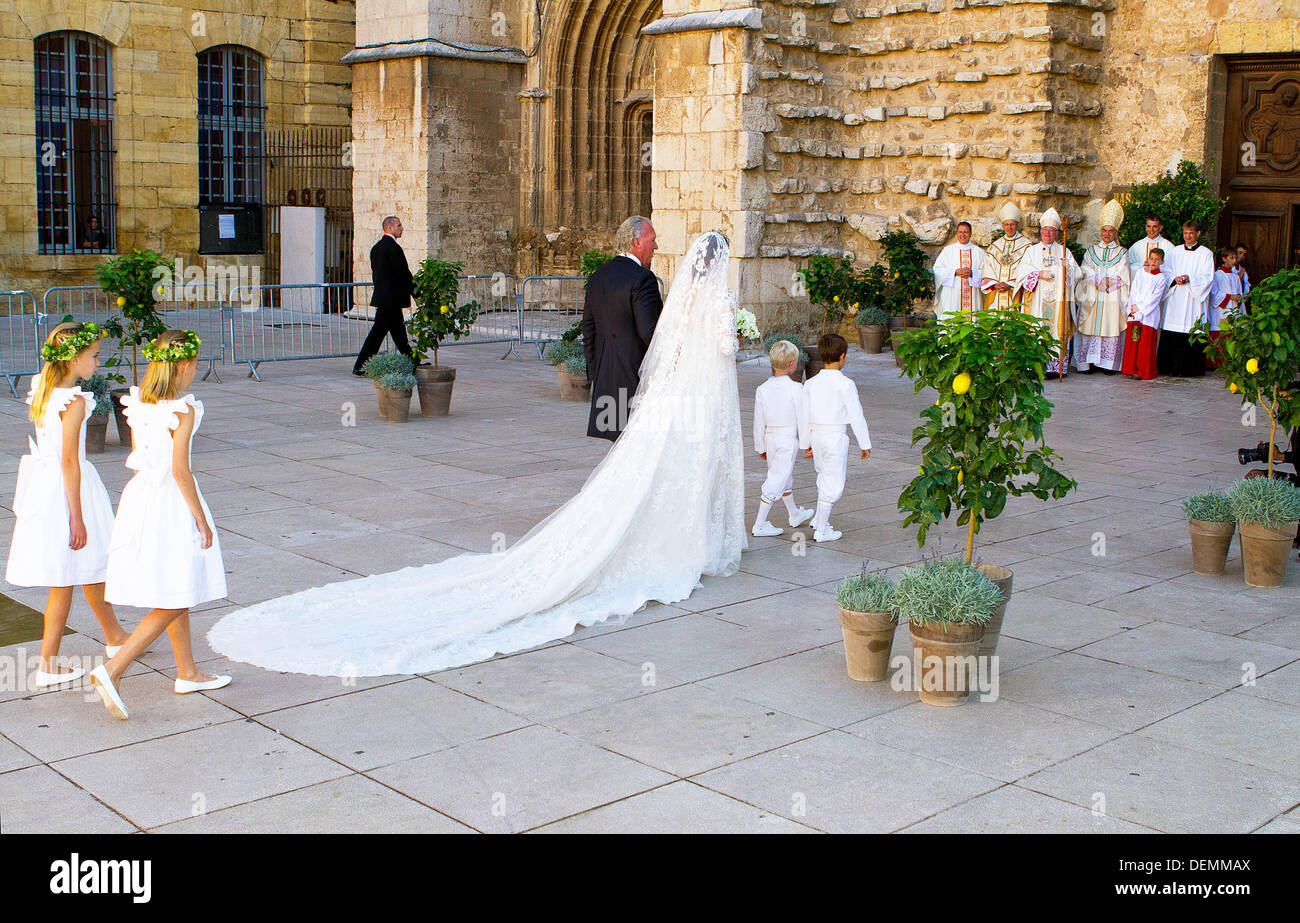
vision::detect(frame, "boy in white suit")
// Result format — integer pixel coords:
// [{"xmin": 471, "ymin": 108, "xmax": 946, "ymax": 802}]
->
[
  {"xmin": 801, "ymin": 334, "xmax": 871, "ymax": 543},
  {"xmin": 752, "ymin": 340, "xmax": 815, "ymax": 536}
]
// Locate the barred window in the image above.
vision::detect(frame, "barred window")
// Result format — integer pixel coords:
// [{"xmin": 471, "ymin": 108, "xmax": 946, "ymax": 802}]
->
[
  {"xmin": 198, "ymin": 45, "xmax": 265, "ymax": 206},
  {"xmin": 34, "ymin": 31, "xmax": 115, "ymax": 254}
]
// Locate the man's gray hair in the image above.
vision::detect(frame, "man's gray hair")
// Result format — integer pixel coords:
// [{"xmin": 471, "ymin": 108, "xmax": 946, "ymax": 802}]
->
[
  {"xmin": 382, "ymin": 215, "xmax": 400, "ymax": 232},
  {"xmin": 615, "ymin": 216, "xmax": 651, "ymax": 253}
]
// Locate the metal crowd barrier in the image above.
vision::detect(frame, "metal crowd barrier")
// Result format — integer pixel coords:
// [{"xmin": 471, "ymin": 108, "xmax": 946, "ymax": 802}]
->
[
  {"xmin": 41, "ymin": 286, "xmax": 225, "ymax": 383},
  {"xmin": 517, "ymin": 276, "xmax": 587, "ymax": 359},
  {"xmin": 0, "ymin": 290, "xmax": 40, "ymax": 397}
]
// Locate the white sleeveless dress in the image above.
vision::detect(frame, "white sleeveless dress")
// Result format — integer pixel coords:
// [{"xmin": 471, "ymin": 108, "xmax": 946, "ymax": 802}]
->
[
  {"xmin": 5, "ymin": 385, "xmax": 115, "ymax": 587},
  {"xmin": 104, "ymin": 388, "xmax": 227, "ymax": 609}
]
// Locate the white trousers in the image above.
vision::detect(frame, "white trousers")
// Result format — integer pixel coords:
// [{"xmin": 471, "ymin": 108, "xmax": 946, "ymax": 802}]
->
[
  {"xmin": 809, "ymin": 427, "xmax": 849, "ymax": 505},
  {"xmin": 760, "ymin": 433, "xmax": 799, "ymax": 503}
]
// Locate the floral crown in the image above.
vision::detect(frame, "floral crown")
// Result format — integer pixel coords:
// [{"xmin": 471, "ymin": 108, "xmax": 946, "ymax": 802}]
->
[
  {"xmin": 143, "ymin": 330, "xmax": 201, "ymax": 363},
  {"xmin": 40, "ymin": 322, "xmax": 103, "ymax": 363}
]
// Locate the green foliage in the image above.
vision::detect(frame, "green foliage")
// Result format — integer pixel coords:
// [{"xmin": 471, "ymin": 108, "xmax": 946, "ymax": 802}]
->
[
  {"xmin": 895, "ymin": 308, "xmax": 1078, "ymax": 559},
  {"xmin": 377, "ymin": 370, "xmax": 416, "ymax": 391},
  {"xmin": 543, "ymin": 339, "xmax": 583, "ymax": 367},
  {"xmin": 796, "ymin": 255, "xmax": 859, "ymax": 327},
  {"xmin": 891, "ymin": 554, "xmax": 1003, "ymax": 627},
  {"xmin": 1066, "ymin": 240, "xmax": 1086, "ymax": 267},
  {"xmin": 561, "ymin": 355, "xmax": 587, "ymax": 377},
  {"xmin": 93, "ymin": 249, "xmax": 171, "ymax": 386},
  {"xmin": 1182, "ymin": 490, "xmax": 1236, "ymax": 523},
  {"xmin": 75, "ymin": 374, "xmax": 112, "ymax": 416},
  {"xmin": 1117, "ymin": 160, "xmax": 1228, "ymax": 248},
  {"xmin": 879, "ymin": 230, "xmax": 931, "ymax": 316},
  {"xmin": 1193, "ymin": 268, "xmax": 1300, "ymax": 474},
  {"xmin": 855, "ymin": 306, "xmax": 890, "ymax": 327},
  {"xmin": 561, "ymin": 319, "xmax": 583, "ymax": 343},
  {"xmin": 361, "ymin": 350, "xmax": 414, "ymax": 381},
  {"xmin": 836, "ymin": 565, "xmax": 897, "ymax": 614},
  {"xmin": 761, "ymin": 333, "xmax": 809, "ymax": 365},
  {"xmin": 581, "ymin": 250, "xmax": 613, "ymax": 280},
  {"xmin": 410, "ymin": 258, "xmax": 478, "ymax": 367},
  {"xmin": 1229, "ymin": 477, "xmax": 1300, "ymax": 529}
]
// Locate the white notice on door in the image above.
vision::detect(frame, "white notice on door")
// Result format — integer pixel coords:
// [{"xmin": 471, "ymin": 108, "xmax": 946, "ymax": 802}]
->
[{"xmin": 218, "ymin": 213, "xmax": 235, "ymax": 239}]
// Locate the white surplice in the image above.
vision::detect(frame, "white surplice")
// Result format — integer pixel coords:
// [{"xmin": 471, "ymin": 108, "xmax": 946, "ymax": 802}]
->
[
  {"xmin": 933, "ymin": 242, "xmax": 986, "ymax": 319},
  {"xmin": 1161, "ymin": 244, "xmax": 1215, "ymax": 333}
]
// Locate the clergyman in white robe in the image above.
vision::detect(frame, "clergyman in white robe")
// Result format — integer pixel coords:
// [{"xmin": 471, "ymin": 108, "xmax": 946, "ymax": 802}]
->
[{"xmin": 933, "ymin": 240, "xmax": 986, "ymax": 320}]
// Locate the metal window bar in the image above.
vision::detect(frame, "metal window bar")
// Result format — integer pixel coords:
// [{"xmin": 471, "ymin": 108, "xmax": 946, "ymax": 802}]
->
[
  {"xmin": 39, "ymin": 286, "xmax": 224, "ymax": 383},
  {"xmin": 198, "ymin": 45, "xmax": 265, "ymax": 208},
  {"xmin": 263, "ymin": 127, "xmax": 354, "ymax": 288},
  {"xmin": 0, "ymin": 291, "xmax": 42, "ymax": 397},
  {"xmin": 34, "ymin": 31, "xmax": 116, "ymax": 255}
]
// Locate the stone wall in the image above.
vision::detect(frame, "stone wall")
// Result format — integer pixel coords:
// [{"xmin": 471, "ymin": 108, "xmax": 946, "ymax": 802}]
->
[{"xmin": 0, "ymin": 0, "xmax": 353, "ymax": 297}]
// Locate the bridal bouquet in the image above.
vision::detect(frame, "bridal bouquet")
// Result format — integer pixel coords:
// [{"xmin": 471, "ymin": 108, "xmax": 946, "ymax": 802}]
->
[{"xmin": 736, "ymin": 307, "xmax": 760, "ymax": 342}]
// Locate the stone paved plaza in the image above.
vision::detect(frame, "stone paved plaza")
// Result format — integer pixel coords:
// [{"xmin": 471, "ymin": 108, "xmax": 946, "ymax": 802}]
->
[{"xmin": 1, "ymin": 343, "xmax": 1298, "ymax": 834}]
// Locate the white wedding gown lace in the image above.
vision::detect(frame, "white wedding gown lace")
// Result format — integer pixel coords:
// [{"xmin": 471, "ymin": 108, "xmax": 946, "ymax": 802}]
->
[{"xmin": 208, "ymin": 231, "xmax": 748, "ymax": 676}]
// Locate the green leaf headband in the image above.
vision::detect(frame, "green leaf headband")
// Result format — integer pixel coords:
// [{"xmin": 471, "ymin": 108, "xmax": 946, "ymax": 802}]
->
[
  {"xmin": 40, "ymin": 322, "xmax": 103, "ymax": 363},
  {"xmin": 142, "ymin": 330, "xmax": 201, "ymax": 363}
]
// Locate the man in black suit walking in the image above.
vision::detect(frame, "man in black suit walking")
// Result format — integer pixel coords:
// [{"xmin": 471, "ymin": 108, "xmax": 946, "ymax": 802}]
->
[
  {"xmin": 354, "ymin": 215, "xmax": 415, "ymax": 375},
  {"xmin": 582, "ymin": 216, "xmax": 663, "ymax": 441}
]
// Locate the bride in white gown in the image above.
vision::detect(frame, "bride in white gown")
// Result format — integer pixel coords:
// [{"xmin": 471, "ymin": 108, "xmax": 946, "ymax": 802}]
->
[{"xmin": 208, "ymin": 231, "xmax": 748, "ymax": 677}]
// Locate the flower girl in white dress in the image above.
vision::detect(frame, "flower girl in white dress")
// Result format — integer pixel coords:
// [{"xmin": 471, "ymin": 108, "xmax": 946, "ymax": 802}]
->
[
  {"xmin": 90, "ymin": 330, "xmax": 230, "ymax": 719},
  {"xmin": 6, "ymin": 323, "xmax": 129, "ymax": 688}
]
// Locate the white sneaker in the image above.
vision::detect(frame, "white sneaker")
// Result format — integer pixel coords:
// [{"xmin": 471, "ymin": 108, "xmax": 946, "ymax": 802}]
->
[
  {"xmin": 788, "ymin": 507, "xmax": 814, "ymax": 529},
  {"xmin": 813, "ymin": 527, "xmax": 842, "ymax": 543},
  {"xmin": 32, "ymin": 667, "xmax": 85, "ymax": 689},
  {"xmin": 175, "ymin": 675, "xmax": 232, "ymax": 695},
  {"xmin": 751, "ymin": 521, "xmax": 783, "ymax": 537},
  {"xmin": 89, "ymin": 665, "xmax": 128, "ymax": 720}
]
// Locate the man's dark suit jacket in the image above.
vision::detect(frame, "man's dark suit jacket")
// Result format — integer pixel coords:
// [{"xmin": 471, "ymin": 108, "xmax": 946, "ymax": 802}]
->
[
  {"xmin": 370, "ymin": 235, "xmax": 413, "ymax": 309},
  {"xmin": 582, "ymin": 255, "xmax": 664, "ymax": 441}
]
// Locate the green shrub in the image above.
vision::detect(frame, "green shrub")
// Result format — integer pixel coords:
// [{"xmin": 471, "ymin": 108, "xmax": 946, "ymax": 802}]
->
[
  {"xmin": 361, "ymin": 351, "xmax": 414, "ymax": 381},
  {"xmin": 1182, "ymin": 490, "xmax": 1235, "ymax": 523},
  {"xmin": 76, "ymin": 374, "xmax": 112, "ymax": 416},
  {"xmin": 410, "ymin": 258, "xmax": 478, "ymax": 367},
  {"xmin": 891, "ymin": 555, "xmax": 1003, "ymax": 628},
  {"xmin": 836, "ymin": 568, "xmax": 896, "ymax": 614},
  {"xmin": 94, "ymin": 248, "xmax": 171, "ymax": 386},
  {"xmin": 855, "ymin": 306, "xmax": 890, "ymax": 327},
  {"xmin": 1229, "ymin": 477, "xmax": 1300, "ymax": 529},
  {"xmin": 581, "ymin": 250, "xmax": 613, "ymax": 279},
  {"xmin": 1117, "ymin": 160, "xmax": 1228, "ymax": 248},
  {"xmin": 879, "ymin": 230, "xmax": 931, "ymax": 316},
  {"xmin": 377, "ymin": 370, "xmax": 416, "ymax": 391},
  {"xmin": 561, "ymin": 319, "xmax": 583, "ymax": 343},
  {"xmin": 543, "ymin": 339, "xmax": 583, "ymax": 366},
  {"xmin": 561, "ymin": 355, "xmax": 587, "ymax": 376},
  {"xmin": 761, "ymin": 333, "xmax": 809, "ymax": 365}
]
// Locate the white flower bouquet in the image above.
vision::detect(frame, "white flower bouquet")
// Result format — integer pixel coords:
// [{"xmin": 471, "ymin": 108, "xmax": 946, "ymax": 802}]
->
[{"xmin": 736, "ymin": 307, "xmax": 760, "ymax": 341}]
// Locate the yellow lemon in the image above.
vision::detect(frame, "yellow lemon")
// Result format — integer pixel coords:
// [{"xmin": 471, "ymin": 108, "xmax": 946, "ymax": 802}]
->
[
  {"xmin": 833, "ymin": 295, "xmax": 840, "ymax": 302},
  {"xmin": 1246, "ymin": 357, "xmax": 1259, "ymax": 374},
  {"xmin": 116, "ymin": 296, "xmax": 126, "ymax": 307},
  {"xmin": 853, "ymin": 302, "xmax": 860, "ymax": 309},
  {"xmin": 935, "ymin": 397, "xmax": 940, "ymax": 405},
  {"xmin": 440, "ymin": 305, "xmax": 449, "ymax": 314},
  {"xmin": 1228, "ymin": 382, "xmax": 1239, "ymax": 394},
  {"xmin": 952, "ymin": 371, "xmax": 972, "ymax": 395},
  {"xmin": 957, "ymin": 469, "xmax": 964, "ymax": 484}
]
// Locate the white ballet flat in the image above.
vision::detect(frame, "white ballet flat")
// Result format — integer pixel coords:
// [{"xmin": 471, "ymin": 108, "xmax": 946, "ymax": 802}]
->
[
  {"xmin": 88, "ymin": 666, "xmax": 128, "ymax": 720},
  {"xmin": 174, "ymin": 675, "xmax": 232, "ymax": 695},
  {"xmin": 751, "ymin": 521, "xmax": 783, "ymax": 537},
  {"xmin": 788, "ymin": 507, "xmax": 815, "ymax": 529},
  {"xmin": 105, "ymin": 644, "xmax": 122, "ymax": 658},
  {"xmin": 32, "ymin": 667, "xmax": 85, "ymax": 689},
  {"xmin": 813, "ymin": 527, "xmax": 843, "ymax": 543}
]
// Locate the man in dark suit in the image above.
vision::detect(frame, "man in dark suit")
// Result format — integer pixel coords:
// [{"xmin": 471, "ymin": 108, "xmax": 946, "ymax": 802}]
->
[
  {"xmin": 582, "ymin": 216, "xmax": 663, "ymax": 441},
  {"xmin": 354, "ymin": 215, "xmax": 414, "ymax": 375}
]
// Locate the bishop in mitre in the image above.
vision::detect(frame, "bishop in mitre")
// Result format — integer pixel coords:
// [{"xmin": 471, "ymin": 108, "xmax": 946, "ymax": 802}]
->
[
  {"xmin": 1015, "ymin": 207, "xmax": 1080, "ymax": 378},
  {"xmin": 1073, "ymin": 199, "xmax": 1131, "ymax": 374},
  {"xmin": 980, "ymin": 202, "xmax": 1033, "ymax": 311},
  {"xmin": 933, "ymin": 220, "xmax": 986, "ymax": 320}
]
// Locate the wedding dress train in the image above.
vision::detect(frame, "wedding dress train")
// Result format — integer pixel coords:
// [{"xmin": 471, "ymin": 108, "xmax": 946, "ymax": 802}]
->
[{"xmin": 208, "ymin": 231, "xmax": 747, "ymax": 676}]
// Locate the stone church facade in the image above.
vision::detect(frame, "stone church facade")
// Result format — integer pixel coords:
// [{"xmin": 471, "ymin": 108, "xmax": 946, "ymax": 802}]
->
[{"xmin": 350, "ymin": 0, "xmax": 1300, "ymax": 328}]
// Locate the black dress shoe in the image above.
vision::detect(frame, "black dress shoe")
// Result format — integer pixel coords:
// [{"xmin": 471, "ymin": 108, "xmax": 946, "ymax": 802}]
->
[{"xmin": 352, "ymin": 369, "xmax": 365, "ymax": 377}]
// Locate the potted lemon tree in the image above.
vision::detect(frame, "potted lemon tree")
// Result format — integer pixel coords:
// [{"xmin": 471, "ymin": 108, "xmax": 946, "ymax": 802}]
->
[
  {"xmin": 94, "ymin": 249, "xmax": 170, "ymax": 444},
  {"xmin": 835, "ymin": 565, "xmax": 897, "ymax": 681},
  {"xmin": 410, "ymin": 257, "xmax": 479, "ymax": 417},
  {"xmin": 75, "ymin": 373, "xmax": 112, "ymax": 453},
  {"xmin": 1182, "ymin": 489, "xmax": 1236, "ymax": 576},
  {"xmin": 895, "ymin": 308, "xmax": 1077, "ymax": 656}
]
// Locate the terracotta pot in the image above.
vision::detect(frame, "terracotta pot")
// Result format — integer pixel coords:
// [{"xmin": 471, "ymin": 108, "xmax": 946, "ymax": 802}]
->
[
  {"xmin": 839, "ymin": 607, "xmax": 896, "ymax": 682},
  {"xmin": 1238, "ymin": 520, "xmax": 1297, "ymax": 588},
  {"xmin": 85, "ymin": 415, "xmax": 108, "ymax": 454},
  {"xmin": 1188, "ymin": 518, "xmax": 1236, "ymax": 576},
  {"xmin": 379, "ymin": 387, "xmax": 413, "ymax": 422},
  {"xmin": 415, "ymin": 366, "xmax": 455, "ymax": 417},
  {"xmin": 974, "ymin": 563, "xmax": 1014, "ymax": 658},
  {"xmin": 556, "ymin": 366, "xmax": 592, "ymax": 402},
  {"xmin": 109, "ymin": 388, "xmax": 131, "ymax": 446},
  {"xmin": 892, "ymin": 327, "xmax": 914, "ymax": 369},
  {"xmin": 372, "ymin": 381, "xmax": 390, "ymax": 420},
  {"xmin": 908, "ymin": 621, "xmax": 986, "ymax": 706},
  {"xmin": 857, "ymin": 324, "xmax": 888, "ymax": 354}
]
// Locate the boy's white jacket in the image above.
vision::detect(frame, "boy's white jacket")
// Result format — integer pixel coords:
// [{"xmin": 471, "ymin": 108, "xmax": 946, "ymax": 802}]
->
[
  {"xmin": 753, "ymin": 375, "xmax": 808, "ymax": 454},
  {"xmin": 799, "ymin": 368, "xmax": 871, "ymax": 451}
]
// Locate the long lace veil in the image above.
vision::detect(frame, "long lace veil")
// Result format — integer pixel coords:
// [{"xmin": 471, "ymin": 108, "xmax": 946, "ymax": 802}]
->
[{"xmin": 208, "ymin": 231, "xmax": 745, "ymax": 677}]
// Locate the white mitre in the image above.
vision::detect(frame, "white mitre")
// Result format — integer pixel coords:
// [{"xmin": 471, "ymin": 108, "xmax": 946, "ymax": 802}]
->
[
  {"xmin": 1040, "ymin": 207, "xmax": 1062, "ymax": 230},
  {"xmin": 998, "ymin": 202, "xmax": 1023, "ymax": 224},
  {"xmin": 1099, "ymin": 199, "xmax": 1124, "ymax": 230}
]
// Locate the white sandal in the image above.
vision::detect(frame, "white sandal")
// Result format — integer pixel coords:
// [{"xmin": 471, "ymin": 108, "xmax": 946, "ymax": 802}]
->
[
  {"xmin": 32, "ymin": 667, "xmax": 85, "ymax": 689},
  {"xmin": 174, "ymin": 675, "xmax": 232, "ymax": 695}
]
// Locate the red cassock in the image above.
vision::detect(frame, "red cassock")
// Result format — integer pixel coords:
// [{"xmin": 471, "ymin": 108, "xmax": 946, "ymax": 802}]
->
[{"xmin": 1122, "ymin": 322, "xmax": 1159, "ymax": 380}]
